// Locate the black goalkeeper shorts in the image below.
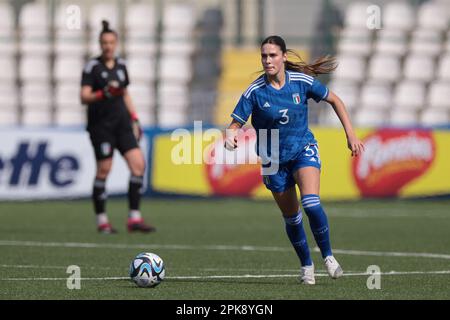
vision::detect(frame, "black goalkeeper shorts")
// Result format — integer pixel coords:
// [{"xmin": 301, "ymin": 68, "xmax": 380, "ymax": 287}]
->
[{"xmin": 89, "ymin": 125, "xmax": 139, "ymax": 160}]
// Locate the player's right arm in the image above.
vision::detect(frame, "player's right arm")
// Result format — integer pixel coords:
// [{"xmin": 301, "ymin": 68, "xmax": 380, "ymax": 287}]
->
[
  {"xmin": 224, "ymin": 119, "xmax": 242, "ymax": 150},
  {"xmin": 80, "ymin": 84, "xmax": 124, "ymax": 105},
  {"xmin": 80, "ymin": 59, "xmax": 124, "ymax": 105},
  {"xmin": 225, "ymin": 88, "xmax": 255, "ymax": 151},
  {"xmin": 80, "ymin": 85, "xmax": 101, "ymax": 104},
  {"xmin": 80, "ymin": 60, "xmax": 100, "ymax": 105}
]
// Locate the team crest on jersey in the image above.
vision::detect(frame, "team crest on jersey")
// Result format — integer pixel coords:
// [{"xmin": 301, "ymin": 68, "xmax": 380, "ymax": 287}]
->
[
  {"xmin": 101, "ymin": 71, "xmax": 108, "ymax": 79},
  {"xmin": 292, "ymin": 93, "xmax": 301, "ymax": 104},
  {"xmin": 117, "ymin": 69, "xmax": 126, "ymax": 82}
]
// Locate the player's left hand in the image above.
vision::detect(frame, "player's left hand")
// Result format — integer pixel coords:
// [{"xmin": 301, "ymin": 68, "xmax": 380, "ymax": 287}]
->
[{"xmin": 347, "ymin": 135, "xmax": 365, "ymax": 157}]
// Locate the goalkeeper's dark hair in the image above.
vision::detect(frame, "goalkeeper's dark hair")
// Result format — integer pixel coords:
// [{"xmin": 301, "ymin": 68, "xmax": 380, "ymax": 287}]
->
[
  {"xmin": 99, "ymin": 20, "xmax": 118, "ymax": 40},
  {"xmin": 261, "ymin": 35, "xmax": 337, "ymax": 76}
]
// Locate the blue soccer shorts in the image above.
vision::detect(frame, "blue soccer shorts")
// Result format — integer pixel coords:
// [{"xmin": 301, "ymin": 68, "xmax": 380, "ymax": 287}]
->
[{"xmin": 262, "ymin": 143, "xmax": 321, "ymax": 193}]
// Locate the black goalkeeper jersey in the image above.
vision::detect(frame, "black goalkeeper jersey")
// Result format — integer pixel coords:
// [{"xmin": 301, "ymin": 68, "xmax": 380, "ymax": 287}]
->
[{"xmin": 81, "ymin": 56, "xmax": 130, "ymax": 131}]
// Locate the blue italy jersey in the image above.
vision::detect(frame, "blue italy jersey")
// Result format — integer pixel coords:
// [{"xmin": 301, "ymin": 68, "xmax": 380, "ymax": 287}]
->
[{"xmin": 231, "ymin": 71, "xmax": 329, "ymax": 164}]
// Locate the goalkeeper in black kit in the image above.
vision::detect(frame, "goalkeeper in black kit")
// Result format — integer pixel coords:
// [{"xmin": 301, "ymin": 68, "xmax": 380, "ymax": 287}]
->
[{"xmin": 80, "ymin": 20, "xmax": 155, "ymax": 234}]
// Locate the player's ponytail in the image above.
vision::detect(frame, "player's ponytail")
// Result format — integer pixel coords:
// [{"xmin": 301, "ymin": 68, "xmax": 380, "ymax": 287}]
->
[
  {"xmin": 99, "ymin": 20, "xmax": 118, "ymax": 40},
  {"xmin": 261, "ymin": 35, "xmax": 337, "ymax": 76},
  {"xmin": 102, "ymin": 20, "xmax": 110, "ymax": 32}
]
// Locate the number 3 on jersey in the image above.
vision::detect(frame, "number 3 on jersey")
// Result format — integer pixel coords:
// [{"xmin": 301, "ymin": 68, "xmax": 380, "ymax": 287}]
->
[{"xmin": 279, "ymin": 109, "xmax": 289, "ymax": 124}]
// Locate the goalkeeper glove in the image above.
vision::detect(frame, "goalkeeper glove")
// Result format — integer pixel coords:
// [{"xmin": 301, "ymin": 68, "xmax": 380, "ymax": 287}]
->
[{"xmin": 95, "ymin": 82, "xmax": 124, "ymax": 100}]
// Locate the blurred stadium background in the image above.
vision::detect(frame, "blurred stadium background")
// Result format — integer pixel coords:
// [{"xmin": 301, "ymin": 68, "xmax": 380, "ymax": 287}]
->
[
  {"xmin": 1, "ymin": 0, "xmax": 450, "ymax": 300},
  {"xmin": 1, "ymin": 0, "xmax": 449, "ymax": 129},
  {"xmin": 0, "ymin": 0, "xmax": 450, "ymax": 198},
  {"xmin": 0, "ymin": 0, "xmax": 449, "ymax": 199}
]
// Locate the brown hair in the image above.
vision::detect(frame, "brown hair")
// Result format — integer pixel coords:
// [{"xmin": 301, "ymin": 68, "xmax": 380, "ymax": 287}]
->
[{"xmin": 261, "ymin": 35, "xmax": 337, "ymax": 76}]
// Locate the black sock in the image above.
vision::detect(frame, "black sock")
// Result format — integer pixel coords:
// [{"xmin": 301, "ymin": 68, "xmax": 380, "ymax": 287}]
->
[
  {"xmin": 128, "ymin": 175, "xmax": 143, "ymax": 211},
  {"xmin": 92, "ymin": 178, "xmax": 107, "ymax": 214}
]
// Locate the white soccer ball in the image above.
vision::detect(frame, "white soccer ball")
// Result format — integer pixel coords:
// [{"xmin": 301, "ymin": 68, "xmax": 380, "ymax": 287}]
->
[{"xmin": 129, "ymin": 252, "xmax": 165, "ymax": 288}]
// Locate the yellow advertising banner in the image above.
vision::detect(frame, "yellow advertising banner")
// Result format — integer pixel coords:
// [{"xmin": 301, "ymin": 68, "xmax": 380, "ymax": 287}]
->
[{"xmin": 151, "ymin": 127, "xmax": 450, "ymax": 200}]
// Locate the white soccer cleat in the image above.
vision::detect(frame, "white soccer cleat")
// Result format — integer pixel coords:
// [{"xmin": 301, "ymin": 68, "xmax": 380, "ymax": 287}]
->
[
  {"xmin": 324, "ymin": 255, "xmax": 344, "ymax": 279},
  {"xmin": 299, "ymin": 263, "xmax": 315, "ymax": 285}
]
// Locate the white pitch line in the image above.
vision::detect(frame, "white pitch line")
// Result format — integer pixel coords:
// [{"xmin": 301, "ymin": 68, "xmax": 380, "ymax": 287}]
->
[
  {"xmin": 0, "ymin": 264, "xmax": 67, "ymax": 270},
  {"xmin": 0, "ymin": 264, "xmax": 115, "ymax": 270},
  {"xmin": 313, "ymin": 247, "xmax": 450, "ymax": 260},
  {"xmin": 0, "ymin": 264, "xmax": 360, "ymax": 274},
  {"xmin": 1, "ymin": 239, "xmax": 450, "ymax": 260},
  {"xmin": 0, "ymin": 277, "xmax": 129, "ymax": 281},
  {"xmin": 169, "ymin": 270, "xmax": 450, "ymax": 279},
  {"xmin": 1, "ymin": 270, "xmax": 450, "ymax": 281},
  {"xmin": 0, "ymin": 240, "xmax": 285, "ymax": 252}
]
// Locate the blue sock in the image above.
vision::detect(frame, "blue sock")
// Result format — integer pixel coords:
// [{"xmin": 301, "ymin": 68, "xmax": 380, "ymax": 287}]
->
[
  {"xmin": 284, "ymin": 211, "xmax": 312, "ymax": 267},
  {"xmin": 301, "ymin": 194, "xmax": 332, "ymax": 258}
]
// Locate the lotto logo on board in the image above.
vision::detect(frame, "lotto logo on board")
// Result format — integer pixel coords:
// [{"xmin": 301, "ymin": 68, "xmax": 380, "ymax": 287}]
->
[{"xmin": 351, "ymin": 129, "xmax": 436, "ymax": 197}]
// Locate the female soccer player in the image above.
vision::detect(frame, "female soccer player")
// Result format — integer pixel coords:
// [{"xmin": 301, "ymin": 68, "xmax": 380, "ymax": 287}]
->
[
  {"xmin": 225, "ymin": 35, "xmax": 364, "ymax": 284},
  {"xmin": 80, "ymin": 21, "xmax": 155, "ymax": 234}
]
